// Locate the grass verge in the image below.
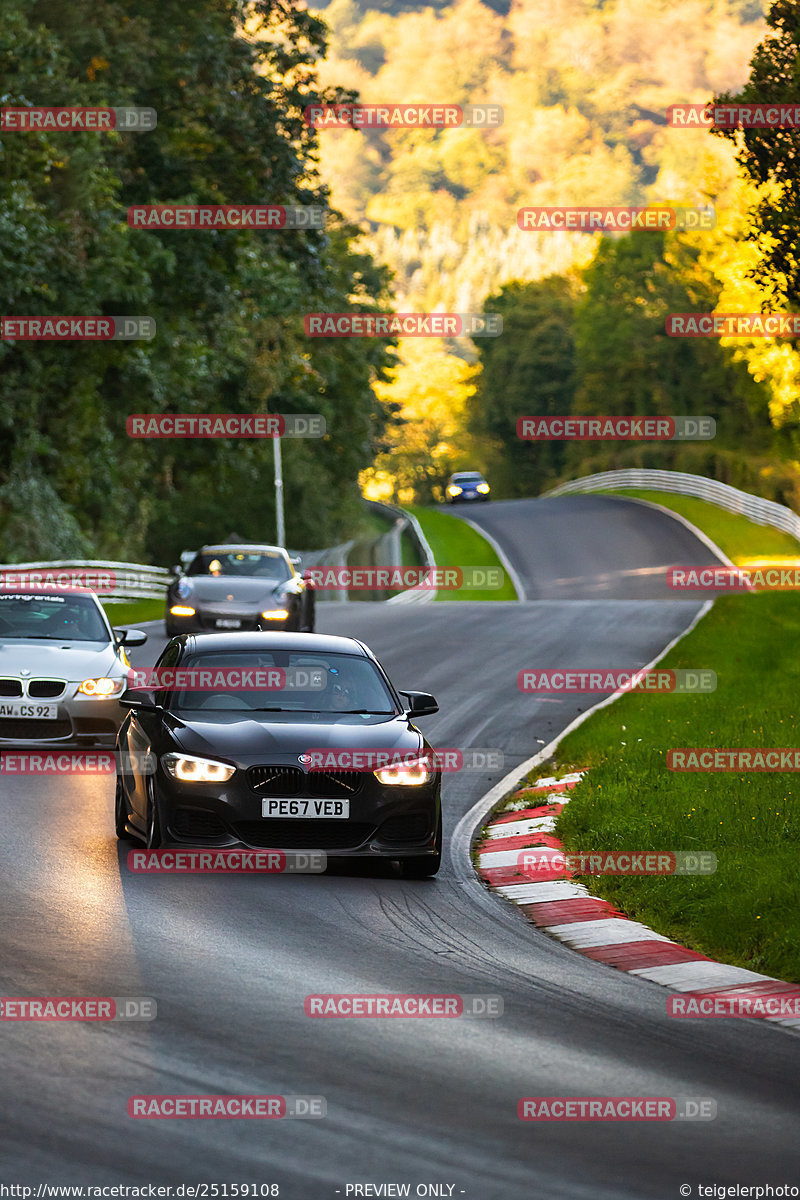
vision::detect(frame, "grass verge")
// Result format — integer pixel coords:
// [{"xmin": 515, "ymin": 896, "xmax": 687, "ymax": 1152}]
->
[
  {"xmin": 602, "ymin": 488, "xmax": 800, "ymax": 564},
  {"xmin": 102, "ymin": 598, "xmax": 164, "ymax": 626},
  {"xmin": 408, "ymin": 507, "xmax": 517, "ymax": 601},
  {"xmin": 517, "ymin": 590, "xmax": 800, "ymax": 982}
]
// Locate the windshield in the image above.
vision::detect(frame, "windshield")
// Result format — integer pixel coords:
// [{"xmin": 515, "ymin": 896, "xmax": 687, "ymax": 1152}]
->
[
  {"xmin": 0, "ymin": 594, "xmax": 110, "ymax": 642},
  {"xmin": 187, "ymin": 550, "xmax": 291, "ymax": 582},
  {"xmin": 167, "ymin": 650, "xmax": 399, "ymax": 714},
  {"xmin": 452, "ymin": 473, "xmax": 483, "ymax": 482}
]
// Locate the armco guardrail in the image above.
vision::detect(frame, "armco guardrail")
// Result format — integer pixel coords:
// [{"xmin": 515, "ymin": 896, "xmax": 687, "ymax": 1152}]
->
[
  {"xmin": 0, "ymin": 559, "xmax": 171, "ymax": 602},
  {"xmin": 0, "ymin": 504, "xmax": 437, "ymax": 608},
  {"xmin": 544, "ymin": 469, "xmax": 800, "ymax": 543}
]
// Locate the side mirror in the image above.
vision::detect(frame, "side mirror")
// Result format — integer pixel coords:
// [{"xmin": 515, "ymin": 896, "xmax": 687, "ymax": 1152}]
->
[
  {"xmin": 400, "ymin": 690, "xmax": 439, "ymax": 717},
  {"xmin": 119, "ymin": 691, "xmax": 161, "ymax": 712},
  {"xmin": 114, "ymin": 628, "xmax": 148, "ymax": 647},
  {"xmin": 290, "ymin": 556, "xmax": 301, "ymax": 567}
]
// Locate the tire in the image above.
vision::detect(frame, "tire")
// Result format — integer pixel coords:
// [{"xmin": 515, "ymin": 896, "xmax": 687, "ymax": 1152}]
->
[
  {"xmin": 398, "ymin": 810, "xmax": 442, "ymax": 878},
  {"xmin": 114, "ymin": 774, "xmax": 135, "ymax": 841},
  {"xmin": 145, "ymin": 777, "xmax": 164, "ymax": 849}
]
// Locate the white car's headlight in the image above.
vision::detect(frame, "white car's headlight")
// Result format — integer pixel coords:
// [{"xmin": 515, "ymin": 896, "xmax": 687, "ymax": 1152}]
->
[
  {"xmin": 169, "ymin": 605, "xmax": 196, "ymax": 617},
  {"xmin": 77, "ymin": 677, "xmax": 126, "ymax": 698},
  {"xmin": 162, "ymin": 753, "xmax": 236, "ymax": 783},
  {"xmin": 374, "ymin": 754, "xmax": 434, "ymax": 787}
]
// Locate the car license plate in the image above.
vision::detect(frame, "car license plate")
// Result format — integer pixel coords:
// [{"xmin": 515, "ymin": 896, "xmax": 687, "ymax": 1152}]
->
[
  {"xmin": 0, "ymin": 701, "xmax": 59, "ymax": 719},
  {"xmin": 215, "ymin": 618, "xmax": 241, "ymax": 629},
  {"xmin": 262, "ymin": 798, "xmax": 349, "ymax": 819}
]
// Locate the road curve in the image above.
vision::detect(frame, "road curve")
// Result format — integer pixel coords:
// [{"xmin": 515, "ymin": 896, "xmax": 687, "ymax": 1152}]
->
[{"xmin": 1, "ymin": 496, "xmax": 798, "ymax": 1197}]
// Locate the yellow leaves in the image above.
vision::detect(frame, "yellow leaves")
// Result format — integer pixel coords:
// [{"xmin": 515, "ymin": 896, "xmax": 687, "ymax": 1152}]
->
[
  {"xmin": 361, "ymin": 337, "xmax": 481, "ymax": 500},
  {"xmin": 86, "ymin": 56, "xmax": 109, "ymax": 81}
]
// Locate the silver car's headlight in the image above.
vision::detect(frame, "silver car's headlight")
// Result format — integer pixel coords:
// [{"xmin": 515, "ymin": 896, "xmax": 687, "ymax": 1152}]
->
[
  {"xmin": 77, "ymin": 677, "xmax": 126, "ymax": 697},
  {"xmin": 162, "ymin": 753, "xmax": 235, "ymax": 783}
]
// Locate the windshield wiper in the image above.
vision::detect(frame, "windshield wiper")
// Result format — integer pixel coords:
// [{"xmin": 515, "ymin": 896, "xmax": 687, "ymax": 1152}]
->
[{"xmin": 337, "ymin": 709, "xmax": 395, "ymax": 715}]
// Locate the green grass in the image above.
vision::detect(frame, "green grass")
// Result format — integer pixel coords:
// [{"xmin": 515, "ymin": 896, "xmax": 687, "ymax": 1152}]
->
[
  {"xmin": 519, "ymin": 590, "xmax": 800, "ymax": 981},
  {"xmin": 602, "ymin": 489, "xmax": 800, "ymax": 563},
  {"xmin": 102, "ymin": 598, "xmax": 164, "ymax": 626},
  {"xmin": 408, "ymin": 507, "xmax": 518, "ymax": 601}
]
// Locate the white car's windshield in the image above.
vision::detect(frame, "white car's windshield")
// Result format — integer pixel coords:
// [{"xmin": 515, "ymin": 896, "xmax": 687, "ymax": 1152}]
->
[{"xmin": 0, "ymin": 594, "xmax": 109, "ymax": 642}]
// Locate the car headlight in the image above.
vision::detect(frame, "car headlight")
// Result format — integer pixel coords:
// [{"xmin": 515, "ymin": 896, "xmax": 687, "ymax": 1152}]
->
[
  {"xmin": 176, "ymin": 579, "xmax": 193, "ymax": 600},
  {"xmin": 169, "ymin": 605, "xmax": 196, "ymax": 617},
  {"xmin": 374, "ymin": 754, "xmax": 434, "ymax": 786},
  {"xmin": 476, "ymin": 483, "xmax": 490, "ymax": 494},
  {"xmin": 261, "ymin": 608, "xmax": 289, "ymax": 620},
  {"xmin": 447, "ymin": 485, "xmax": 462, "ymax": 497},
  {"xmin": 77, "ymin": 677, "xmax": 126, "ymax": 697},
  {"xmin": 162, "ymin": 753, "xmax": 236, "ymax": 783}
]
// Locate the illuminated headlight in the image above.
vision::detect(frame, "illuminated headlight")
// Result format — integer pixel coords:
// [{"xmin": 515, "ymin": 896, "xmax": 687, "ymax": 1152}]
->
[
  {"xmin": 77, "ymin": 677, "xmax": 125, "ymax": 698},
  {"xmin": 476, "ymin": 483, "xmax": 490, "ymax": 494},
  {"xmin": 169, "ymin": 605, "xmax": 196, "ymax": 617},
  {"xmin": 162, "ymin": 753, "xmax": 235, "ymax": 783},
  {"xmin": 447, "ymin": 485, "xmax": 462, "ymax": 497},
  {"xmin": 261, "ymin": 608, "xmax": 289, "ymax": 620},
  {"xmin": 374, "ymin": 755, "xmax": 434, "ymax": 787}
]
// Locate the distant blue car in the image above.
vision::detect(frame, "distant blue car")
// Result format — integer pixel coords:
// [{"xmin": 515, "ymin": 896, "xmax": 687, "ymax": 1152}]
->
[{"xmin": 445, "ymin": 471, "xmax": 491, "ymax": 504}]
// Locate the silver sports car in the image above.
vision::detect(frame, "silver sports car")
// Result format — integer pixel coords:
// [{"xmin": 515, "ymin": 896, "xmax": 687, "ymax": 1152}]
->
[
  {"xmin": 0, "ymin": 590, "xmax": 146, "ymax": 745},
  {"xmin": 165, "ymin": 544, "xmax": 315, "ymax": 636}
]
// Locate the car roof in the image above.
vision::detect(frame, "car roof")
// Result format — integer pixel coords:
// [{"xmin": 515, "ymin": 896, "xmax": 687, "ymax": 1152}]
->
[
  {"xmin": 179, "ymin": 632, "xmax": 372, "ymax": 657},
  {"xmin": 197, "ymin": 544, "xmax": 289, "ymax": 555}
]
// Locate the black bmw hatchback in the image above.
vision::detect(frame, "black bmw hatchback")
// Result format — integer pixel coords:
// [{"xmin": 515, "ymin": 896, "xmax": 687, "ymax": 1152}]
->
[{"xmin": 115, "ymin": 632, "xmax": 442, "ymax": 876}]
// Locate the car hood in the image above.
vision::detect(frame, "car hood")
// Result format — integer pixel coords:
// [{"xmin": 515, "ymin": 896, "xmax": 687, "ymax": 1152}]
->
[
  {"xmin": 177, "ymin": 578, "xmax": 287, "ymax": 604},
  {"xmin": 164, "ymin": 712, "xmax": 423, "ymax": 763},
  {"xmin": 0, "ymin": 639, "xmax": 121, "ymax": 680}
]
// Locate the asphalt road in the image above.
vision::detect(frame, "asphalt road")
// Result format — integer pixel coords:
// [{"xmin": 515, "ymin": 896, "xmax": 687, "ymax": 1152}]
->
[{"xmin": 2, "ymin": 496, "xmax": 798, "ymax": 1197}]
